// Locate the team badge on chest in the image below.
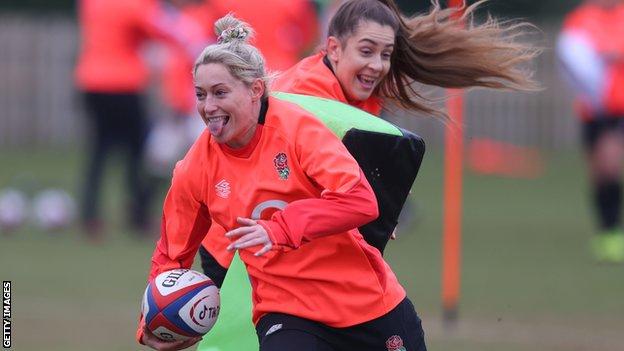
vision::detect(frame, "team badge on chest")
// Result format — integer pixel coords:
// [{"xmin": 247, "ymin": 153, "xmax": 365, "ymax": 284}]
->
[
  {"xmin": 273, "ymin": 152, "xmax": 290, "ymax": 180},
  {"xmin": 386, "ymin": 335, "xmax": 406, "ymax": 351}
]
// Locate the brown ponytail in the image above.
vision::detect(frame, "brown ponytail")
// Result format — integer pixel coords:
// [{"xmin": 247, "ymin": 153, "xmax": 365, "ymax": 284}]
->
[{"xmin": 330, "ymin": 0, "xmax": 541, "ymax": 117}]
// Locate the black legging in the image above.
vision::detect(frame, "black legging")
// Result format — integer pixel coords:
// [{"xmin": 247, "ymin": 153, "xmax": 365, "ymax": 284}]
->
[{"xmin": 81, "ymin": 92, "xmax": 150, "ymax": 231}]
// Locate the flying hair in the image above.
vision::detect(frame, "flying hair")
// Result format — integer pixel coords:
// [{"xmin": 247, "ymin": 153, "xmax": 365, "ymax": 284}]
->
[{"xmin": 329, "ymin": 0, "xmax": 542, "ymax": 118}]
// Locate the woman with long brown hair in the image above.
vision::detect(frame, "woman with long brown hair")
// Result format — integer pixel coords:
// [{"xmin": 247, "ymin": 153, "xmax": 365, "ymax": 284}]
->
[
  {"xmin": 274, "ymin": 0, "xmax": 539, "ymax": 118},
  {"xmin": 270, "ymin": 0, "xmax": 540, "ymax": 250}
]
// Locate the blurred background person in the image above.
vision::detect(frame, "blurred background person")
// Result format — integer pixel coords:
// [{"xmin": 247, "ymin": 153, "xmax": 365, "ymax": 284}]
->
[
  {"xmin": 74, "ymin": 0, "xmax": 198, "ymax": 240},
  {"xmin": 558, "ymin": 0, "xmax": 624, "ymax": 263},
  {"xmin": 210, "ymin": 0, "xmax": 319, "ymax": 71},
  {"xmin": 145, "ymin": 0, "xmax": 215, "ymax": 180}
]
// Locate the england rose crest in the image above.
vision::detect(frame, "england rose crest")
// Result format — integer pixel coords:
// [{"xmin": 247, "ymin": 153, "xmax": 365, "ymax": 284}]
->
[
  {"xmin": 274, "ymin": 152, "xmax": 290, "ymax": 180},
  {"xmin": 386, "ymin": 335, "xmax": 406, "ymax": 351}
]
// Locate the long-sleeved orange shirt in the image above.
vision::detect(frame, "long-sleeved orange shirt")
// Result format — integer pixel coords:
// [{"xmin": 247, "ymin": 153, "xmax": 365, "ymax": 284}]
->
[
  {"xmin": 272, "ymin": 52, "xmax": 384, "ymax": 116},
  {"xmin": 75, "ymin": 0, "xmax": 193, "ymax": 92},
  {"xmin": 142, "ymin": 97, "xmax": 405, "ymax": 339}
]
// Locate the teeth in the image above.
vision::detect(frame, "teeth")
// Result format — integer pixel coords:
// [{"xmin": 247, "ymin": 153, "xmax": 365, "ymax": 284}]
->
[
  {"xmin": 359, "ymin": 75, "xmax": 376, "ymax": 84},
  {"xmin": 207, "ymin": 116, "xmax": 228, "ymax": 123}
]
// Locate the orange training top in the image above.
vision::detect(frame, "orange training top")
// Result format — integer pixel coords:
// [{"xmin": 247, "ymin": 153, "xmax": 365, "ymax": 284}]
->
[
  {"xmin": 562, "ymin": 3, "xmax": 624, "ymax": 117},
  {"xmin": 75, "ymin": 0, "xmax": 182, "ymax": 92},
  {"xmin": 210, "ymin": 0, "xmax": 318, "ymax": 71},
  {"xmin": 272, "ymin": 52, "xmax": 384, "ymax": 116},
  {"xmin": 141, "ymin": 97, "xmax": 405, "ymax": 336}
]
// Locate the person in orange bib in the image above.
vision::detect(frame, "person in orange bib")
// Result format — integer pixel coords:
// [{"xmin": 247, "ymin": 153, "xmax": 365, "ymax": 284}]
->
[
  {"xmin": 558, "ymin": 0, "xmax": 624, "ymax": 262},
  {"xmin": 75, "ymin": 0, "xmax": 198, "ymax": 239},
  {"xmin": 138, "ymin": 14, "xmax": 426, "ymax": 351}
]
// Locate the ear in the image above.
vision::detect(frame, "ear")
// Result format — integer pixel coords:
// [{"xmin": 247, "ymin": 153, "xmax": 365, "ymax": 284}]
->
[
  {"xmin": 326, "ymin": 36, "xmax": 342, "ymax": 64},
  {"xmin": 250, "ymin": 78, "xmax": 265, "ymax": 102}
]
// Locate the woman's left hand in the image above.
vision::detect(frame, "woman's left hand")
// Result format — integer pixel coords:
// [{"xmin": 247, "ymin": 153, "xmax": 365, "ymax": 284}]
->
[{"xmin": 225, "ymin": 217, "xmax": 273, "ymax": 256}]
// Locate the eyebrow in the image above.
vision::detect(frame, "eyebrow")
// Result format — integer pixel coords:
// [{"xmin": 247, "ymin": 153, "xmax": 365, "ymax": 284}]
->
[
  {"xmin": 195, "ymin": 83, "xmax": 228, "ymax": 90},
  {"xmin": 358, "ymin": 38, "xmax": 394, "ymax": 48}
]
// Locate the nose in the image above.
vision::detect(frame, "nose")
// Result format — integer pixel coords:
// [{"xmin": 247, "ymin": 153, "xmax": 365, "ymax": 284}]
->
[
  {"xmin": 202, "ymin": 98, "xmax": 219, "ymax": 115},
  {"xmin": 367, "ymin": 55, "xmax": 383, "ymax": 73}
]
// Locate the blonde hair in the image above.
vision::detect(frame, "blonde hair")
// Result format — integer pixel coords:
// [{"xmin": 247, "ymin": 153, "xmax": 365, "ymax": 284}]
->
[
  {"xmin": 329, "ymin": 0, "xmax": 541, "ymax": 118},
  {"xmin": 193, "ymin": 14, "xmax": 271, "ymax": 98}
]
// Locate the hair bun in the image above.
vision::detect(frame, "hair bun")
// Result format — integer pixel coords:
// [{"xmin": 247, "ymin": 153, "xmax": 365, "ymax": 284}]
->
[
  {"xmin": 217, "ymin": 26, "xmax": 250, "ymax": 44},
  {"xmin": 215, "ymin": 14, "xmax": 254, "ymax": 44}
]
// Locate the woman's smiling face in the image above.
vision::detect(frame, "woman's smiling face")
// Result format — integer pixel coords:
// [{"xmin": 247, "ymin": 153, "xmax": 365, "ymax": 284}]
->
[
  {"xmin": 194, "ymin": 63, "xmax": 262, "ymax": 148},
  {"xmin": 327, "ymin": 20, "xmax": 395, "ymax": 103}
]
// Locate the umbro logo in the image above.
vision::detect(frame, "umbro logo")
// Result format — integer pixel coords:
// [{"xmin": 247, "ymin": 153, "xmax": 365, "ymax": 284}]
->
[
  {"xmin": 265, "ymin": 323, "xmax": 282, "ymax": 336},
  {"xmin": 215, "ymin": 179, "xmax": 231, "ymax": 199}
]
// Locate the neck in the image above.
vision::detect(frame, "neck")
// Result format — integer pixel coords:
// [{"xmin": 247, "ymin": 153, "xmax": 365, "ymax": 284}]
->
[
  {"xmin": 323, "ymin": 54, "xmax": 361, "ymax": 105},
  {"xmin": 226, "ymin": 100, "xmax": 261, "ymax": 148}
]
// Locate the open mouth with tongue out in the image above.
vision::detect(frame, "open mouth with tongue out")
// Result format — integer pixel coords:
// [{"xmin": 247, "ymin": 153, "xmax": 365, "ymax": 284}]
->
[{"xmin": 206, "ymin": 115, "xmax": 230, "ymax": 137}]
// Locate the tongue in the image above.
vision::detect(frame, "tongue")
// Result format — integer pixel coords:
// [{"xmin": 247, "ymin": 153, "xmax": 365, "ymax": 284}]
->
[{"xmin": 208, "ymin": 118, "xmax": 226, "ymax": 136}]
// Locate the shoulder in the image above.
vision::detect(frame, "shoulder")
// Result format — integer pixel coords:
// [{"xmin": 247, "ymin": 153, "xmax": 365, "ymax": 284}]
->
[
  {"xmin": 174, "ymin": 130, "xmax": 212, "ymax": 178},
  {"xmin": 273, "ymin": 53, "xmax": 344, "ymax": 101},
  {"xmin": 168, "ymin": 131, "xmax": 214, "ymax": 199},
  {"xmin": 264, "ymin": 96, "xmax": 331, "ymax": 139},
  {"xmin": 265, "ymin": 96, "xmax": 319, "ymax": 125}
]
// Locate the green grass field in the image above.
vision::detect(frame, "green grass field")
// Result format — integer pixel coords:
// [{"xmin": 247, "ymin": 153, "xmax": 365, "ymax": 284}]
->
[{"xmin": 1, "ymin": 148, "xmax": 623, "ymax": 351}]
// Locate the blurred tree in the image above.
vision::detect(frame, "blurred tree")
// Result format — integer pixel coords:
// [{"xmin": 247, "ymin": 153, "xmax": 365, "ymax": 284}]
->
[
  {"xmin": 0, "ymin": 0, "xmax": 74, "ymax": 13},
  {"xmin": 395, "ymin": 0, "xmax": 430, "ymax": 15},
  {"xmin": 395, "ymin": 0, "xmax": 584, "ymax": 19},
  {"xmin": 481, "ymin": 0, "xmax": 583, "ymax": 18}
]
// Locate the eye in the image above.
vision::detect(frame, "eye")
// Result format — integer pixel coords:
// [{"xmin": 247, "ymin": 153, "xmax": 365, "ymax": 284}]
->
[
  {"xmin": 381, "ymin": 51, "xmax": 392, "ymax": 60},
  {"xmin": 359, "ymin": 48, "xmax": 373, "ymax": 56},
  {"xmin": 215, "ymin": 90, "xmax": 228, "ymax": 97},
  {"xmin": 195, "ymin": 91, "xmax": 206, "ymax": 100}
]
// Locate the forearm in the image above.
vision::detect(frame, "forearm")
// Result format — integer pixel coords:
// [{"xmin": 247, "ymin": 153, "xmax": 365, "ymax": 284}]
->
[{"xmin": 260, "ymin": 170, "xmax": 378, "ymax": 248}]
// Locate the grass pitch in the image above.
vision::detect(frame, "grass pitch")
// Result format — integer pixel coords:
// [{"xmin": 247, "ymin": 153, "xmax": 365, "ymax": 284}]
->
[{"xmin": 0, "ymin": 148, "xmax": 622, "ymax": 351}]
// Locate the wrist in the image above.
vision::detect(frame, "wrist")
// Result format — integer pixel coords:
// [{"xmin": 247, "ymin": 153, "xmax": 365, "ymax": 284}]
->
[{"xmin": 258, "ymin": 220, "xmax": 293, "ymax": 248}]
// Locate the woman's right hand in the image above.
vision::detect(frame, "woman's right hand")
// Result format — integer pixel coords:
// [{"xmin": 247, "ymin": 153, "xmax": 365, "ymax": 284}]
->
[{"xmin": 141, "ymin": 326, "xmax": 202, "ymax": 351}]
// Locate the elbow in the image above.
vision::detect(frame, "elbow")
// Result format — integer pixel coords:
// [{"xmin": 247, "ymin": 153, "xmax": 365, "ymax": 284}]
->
[{"xmin": 363, "ymin": 195, "xmax": 379, "ymax": 222}]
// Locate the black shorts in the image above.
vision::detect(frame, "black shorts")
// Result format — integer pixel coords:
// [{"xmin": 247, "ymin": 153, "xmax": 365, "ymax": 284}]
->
[
  {"xmin": 582, "ymin": 116, "xmax": 624, "ymax": 151},
  {"xmin": 255, "ymin": 298, "xmax": 426, "ymax": 351}
]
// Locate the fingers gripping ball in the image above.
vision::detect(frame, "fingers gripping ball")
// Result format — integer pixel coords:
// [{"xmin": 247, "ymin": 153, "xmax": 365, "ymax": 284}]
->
[{"xmin": 142, "ymin": 269, "xmax": 220, "ymax": 341}]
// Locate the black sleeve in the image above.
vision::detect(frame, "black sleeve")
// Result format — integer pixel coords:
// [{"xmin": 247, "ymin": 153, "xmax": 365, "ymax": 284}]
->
[
  {"xmin": 198, "ymin": 246, "xmax": 228, "ymax": 288},
  {"xmin": 342, "ymin": 127, "xmax": 425, "ymax": 254}
]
